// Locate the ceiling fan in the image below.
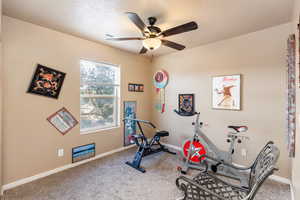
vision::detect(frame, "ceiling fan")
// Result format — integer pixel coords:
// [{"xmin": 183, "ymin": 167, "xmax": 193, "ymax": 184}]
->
[{"xmin": 106, "ymin": 12, "xmax": 198, "ymax": 54}]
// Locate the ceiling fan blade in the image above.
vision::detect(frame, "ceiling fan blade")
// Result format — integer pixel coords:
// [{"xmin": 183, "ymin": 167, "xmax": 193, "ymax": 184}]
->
[
  {"xmin": 106, "ymin": 37, "xmax": 144, "ymax": 41},
  {"xmin": 126, "ymin": 12, "xmax": 148, "ymax": 33},
  {"xmin": 161, "ymin": 40, "xmax": 185, "ymax": 50},
  {"xmin": 139, "ymin": 46, "xmax": 148, "ymax": 54},
  {"xmin": 161, "ymin": 21, "xmax": 198, "ymax": 37}
]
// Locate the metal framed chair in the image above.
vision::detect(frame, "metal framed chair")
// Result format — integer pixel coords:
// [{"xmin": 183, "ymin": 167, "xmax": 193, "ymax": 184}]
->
[{"xmin": 176, "ymin": 141, "xmax": 280, "ymax": 200}]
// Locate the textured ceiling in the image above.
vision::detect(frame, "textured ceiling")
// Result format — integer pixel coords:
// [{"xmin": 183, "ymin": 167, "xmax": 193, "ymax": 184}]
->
[{"xmin": 3, "ymin": 0, "xmax": 294, "ymax": 56}]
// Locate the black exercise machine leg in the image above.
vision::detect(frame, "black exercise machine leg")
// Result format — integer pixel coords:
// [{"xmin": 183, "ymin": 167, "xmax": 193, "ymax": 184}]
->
[
  {"xmin": 125, "ymin": 146, "xmax": 146, "ymax": 173},
  {"xmin": 125, "ymin": 161, "xmax": 146, "ymax": 173}
]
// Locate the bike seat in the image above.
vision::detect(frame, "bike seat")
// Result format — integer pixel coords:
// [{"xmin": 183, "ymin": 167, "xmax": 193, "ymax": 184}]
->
[
  {"xmin": 228, "ymin": 126, "xmax": 248, "ymax": 133},
  {"xmin": 155, "ymin": 131, "xmax": 169, "ymax": 137}
]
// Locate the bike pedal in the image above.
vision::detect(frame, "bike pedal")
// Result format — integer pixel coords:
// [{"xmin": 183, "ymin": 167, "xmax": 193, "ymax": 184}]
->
[{"xmin": 181, "ymin": 170, "xmax": 187, "ymax": 175}]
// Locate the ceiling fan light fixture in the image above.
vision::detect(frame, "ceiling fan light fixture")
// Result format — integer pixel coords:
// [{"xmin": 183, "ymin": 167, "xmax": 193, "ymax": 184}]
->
[{"xmin": 142, "ymin": 38, "xmax": 161, "ymax": 50}]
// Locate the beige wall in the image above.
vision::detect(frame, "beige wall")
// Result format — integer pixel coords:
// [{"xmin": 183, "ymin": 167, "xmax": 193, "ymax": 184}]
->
[
  {"xmin": 292, "ymin": 0, "xmax": 300, "ymax": 198},
  {"xmin": 2, "ymin": 16, "xmax": 152, "ymax": 184},
  {"xmin": 151, "ymin": 23, "xmax": 292, "ymax": 178},
  {"xmin": 0, "ymin": 11, "xmax": 294, "ymax": 187}
]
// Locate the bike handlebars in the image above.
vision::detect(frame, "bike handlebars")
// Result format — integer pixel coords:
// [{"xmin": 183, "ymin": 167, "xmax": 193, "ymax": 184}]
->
[
  {"xmin": 173, "ymin": 109, "xmax": 200, "ymax": 116},
  {"xmin": 123, "ymin": 118, "xmax": 156, "ymax": 129}
]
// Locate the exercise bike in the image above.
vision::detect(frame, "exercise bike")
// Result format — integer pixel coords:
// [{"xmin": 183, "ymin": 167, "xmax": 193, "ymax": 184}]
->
[
  {"xmin": 123, "ymin": 118, "xmax": 176, "ymax": 173},
  {"xmin": 174, "ymin": 110, "xmax": 249, "ymax": 186}
]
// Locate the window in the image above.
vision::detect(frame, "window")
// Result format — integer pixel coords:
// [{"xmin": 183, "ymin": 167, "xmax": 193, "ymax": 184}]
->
[{"xmin": 80, "ymin": 60, "xmax": 120, "ymax": 133}]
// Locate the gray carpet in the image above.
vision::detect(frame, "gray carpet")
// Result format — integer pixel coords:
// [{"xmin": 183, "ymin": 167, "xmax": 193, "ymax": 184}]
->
[{"xmin": 2, "ymin": 148, "xmax": 291, "ymax": 200}]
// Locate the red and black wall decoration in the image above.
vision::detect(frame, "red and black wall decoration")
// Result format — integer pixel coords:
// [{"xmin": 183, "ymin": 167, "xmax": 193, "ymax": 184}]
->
[{"xmin": 27, "ymin": 64, "xmax": 66, "ymax": 99}]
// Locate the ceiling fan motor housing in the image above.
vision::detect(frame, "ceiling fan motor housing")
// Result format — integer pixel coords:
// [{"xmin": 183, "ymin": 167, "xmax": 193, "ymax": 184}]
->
[
  {"xmin": 146, "ymin": 17, "xmax": 161, "ymax": 35},
  {"xmin": 147, "ymin": 26, "xmax": 161, "ymax": 35}
]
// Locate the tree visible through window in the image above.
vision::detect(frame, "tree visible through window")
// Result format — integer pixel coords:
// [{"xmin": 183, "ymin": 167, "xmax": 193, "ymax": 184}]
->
[{"xmin": 80, "ymin": 60, "xmax": 120, "ymax": 132}]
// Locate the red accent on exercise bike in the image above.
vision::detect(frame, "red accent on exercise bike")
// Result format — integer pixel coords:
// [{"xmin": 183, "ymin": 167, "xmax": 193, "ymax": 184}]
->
[{"xmin": 183, "ymin": 140, "xmax": 207, "ymax": 163}]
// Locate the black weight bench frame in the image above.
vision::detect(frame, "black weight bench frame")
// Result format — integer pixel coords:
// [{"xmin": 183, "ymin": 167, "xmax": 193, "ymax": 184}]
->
[{"xmin": 124, "ymin": 118, "xmax": 176, "ymax": 173}]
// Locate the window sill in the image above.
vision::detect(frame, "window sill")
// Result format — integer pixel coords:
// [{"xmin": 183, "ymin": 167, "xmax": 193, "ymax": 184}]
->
[{"xmin": 80, "ymin": 126, "xmax": 120, "ymax": 135}]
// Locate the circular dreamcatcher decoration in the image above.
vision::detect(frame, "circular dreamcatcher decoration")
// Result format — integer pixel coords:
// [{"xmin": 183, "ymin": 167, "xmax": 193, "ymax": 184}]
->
[{"xmin": 153, "ymin": 70, "xmax": 169, "ymax": 113}]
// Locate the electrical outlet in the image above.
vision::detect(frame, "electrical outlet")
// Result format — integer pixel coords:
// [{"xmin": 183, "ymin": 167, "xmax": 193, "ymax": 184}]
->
[
  {"xmin": 58, "ymin": 149, "xmax": 64, "ymax": 157},
  {"xmin": 241, "ymin": 148, "xmax": 247, "ymax": 158}
]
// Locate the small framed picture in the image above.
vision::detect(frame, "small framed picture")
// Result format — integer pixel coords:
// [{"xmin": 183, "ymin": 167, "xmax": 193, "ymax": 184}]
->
[
  {"xmin": 47, "ymin": 107, "xmax": 78, "ymax": 135},
  {"xmin": 178, "ymin": 94, "xmax": 195, "ymax": 116},
  {"xmin": 134, "ymin": 84, "xmax": 139, "ymax": 92},
  {"xmin": 138, "ymin": 84, "xmax": 144, "ymax": 92},
  {"xmin": 128, "ymin": 83, "xmax": 144, "ymax": 92},
  {"xmin": 27, "ymin": 64, "xmax": 66, "ymax": 99},
  {"xmin": 72, "ymin": 143, "xmax": 96, "ymax": 163},
  {"xmin": 212, "ymin": 75, "xmax": 241, "ymax": 110},
  {"xmin": 128, "ymin": 84, "xmax": 135, "ymax": 92}
]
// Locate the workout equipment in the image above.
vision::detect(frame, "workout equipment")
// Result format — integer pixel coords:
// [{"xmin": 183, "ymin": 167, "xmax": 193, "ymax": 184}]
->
[
  {"xmin": 174, "ymin": 110, "xmax": 249, "ymax": 186},
  {"xmin": 176, "ymin": 141, "xmax": 279, "ymax": 200},
  {"xmin": 124, "ymin": 118, "xmax": 176, "ymax": 173}
]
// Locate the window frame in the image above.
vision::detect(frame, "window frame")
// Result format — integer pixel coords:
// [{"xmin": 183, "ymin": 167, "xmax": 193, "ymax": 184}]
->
[{"xmin": 80, "ymin": 59, "xmax": 121, "ymax": 134}]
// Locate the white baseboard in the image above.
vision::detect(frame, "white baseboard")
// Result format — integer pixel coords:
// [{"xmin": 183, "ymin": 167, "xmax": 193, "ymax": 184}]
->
[
  {"xmin": 162, "ymin": 143, "xmax": 292, "ymax": 186},
  {"xmin": 1, "ymin": 142, "xmax": 294, "ymax": 198},
  {"xmin": 1, "ymin": 145, "xmax": 135, "ymax": 194},
  {"xmin": 290, "ymin": 183, "xmax": 295, "ymax": 200}
]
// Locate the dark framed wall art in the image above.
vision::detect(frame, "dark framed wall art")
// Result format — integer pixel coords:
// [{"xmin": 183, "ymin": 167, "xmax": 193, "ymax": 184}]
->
[
  {"xmin": 27, "ymin": 64, "xmax": 66, "ymax": 99},
  {"xmin": 178, "ymin": 94, "xmax": 195, "ymax": 116}
]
